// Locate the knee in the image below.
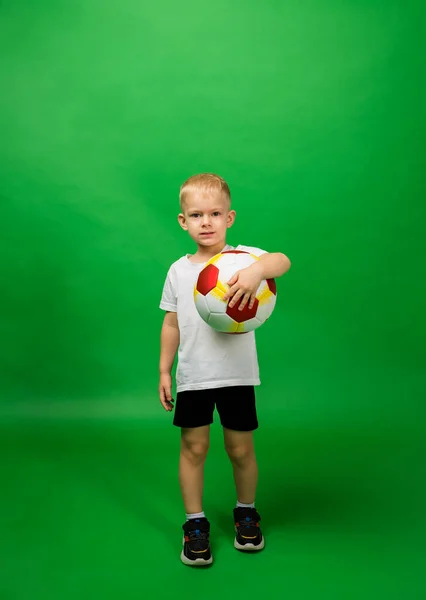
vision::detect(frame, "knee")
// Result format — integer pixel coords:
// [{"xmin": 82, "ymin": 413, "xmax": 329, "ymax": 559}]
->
[
  {"xmin": 225, "ymin": 443, "xmax": 254, "ymax": 466},
  {"xmin": 181, "ymin": 439, "xmax": 209, "ymax": 465}
]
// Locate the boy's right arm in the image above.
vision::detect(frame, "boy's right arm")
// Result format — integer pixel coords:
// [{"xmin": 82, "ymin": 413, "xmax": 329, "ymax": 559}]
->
[{"xmin": 159, "ymin": 311, "xmax": 180, "ymax": 411}]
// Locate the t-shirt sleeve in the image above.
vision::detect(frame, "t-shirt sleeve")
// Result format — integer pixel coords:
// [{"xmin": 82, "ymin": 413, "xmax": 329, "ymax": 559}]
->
[
  {"xmin": 236, "ymin": 244, "xmax": 268, "ymax": 257},
  {"xmin": 159, "ymin": 266, "xmax": 177, "ymax": 312}
]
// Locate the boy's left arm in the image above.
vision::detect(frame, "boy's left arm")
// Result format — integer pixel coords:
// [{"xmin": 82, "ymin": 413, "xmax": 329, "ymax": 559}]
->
[{"xmin": 223, "ymin": 252, "xmax": 291, "ymax": 311}]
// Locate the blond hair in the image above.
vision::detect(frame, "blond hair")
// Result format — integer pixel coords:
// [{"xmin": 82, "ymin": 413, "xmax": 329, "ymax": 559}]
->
[{"xmin": 179, "ymin": 173, "xmax": 231, "ymax": 212}]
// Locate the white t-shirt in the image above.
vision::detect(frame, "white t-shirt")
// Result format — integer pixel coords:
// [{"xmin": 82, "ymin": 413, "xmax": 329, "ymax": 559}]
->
[{"xmin": 159, "ymin": 244, "xmax": 268, "ymax": 393}]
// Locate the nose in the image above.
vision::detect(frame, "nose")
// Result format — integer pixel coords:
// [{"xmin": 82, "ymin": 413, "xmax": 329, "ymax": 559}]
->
[{"xmin": 201, "ymin": 215, "xmax": 211, "ymax": 226}]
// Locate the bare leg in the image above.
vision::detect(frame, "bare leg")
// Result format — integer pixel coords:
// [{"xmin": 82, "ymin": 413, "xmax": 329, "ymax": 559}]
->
[
  {"xmin": 179, "ymin": 425, "xmax": 210, "ymax": 514},
  {"xmin": 223, "ymin": 428, "xmax": 258, "ymax": 504}
]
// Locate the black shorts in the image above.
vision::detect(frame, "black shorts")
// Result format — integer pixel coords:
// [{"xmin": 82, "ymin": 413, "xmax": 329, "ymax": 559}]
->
[{"xmin": 173, "ymin": 385, "xmax": 258, "ymax": 431}]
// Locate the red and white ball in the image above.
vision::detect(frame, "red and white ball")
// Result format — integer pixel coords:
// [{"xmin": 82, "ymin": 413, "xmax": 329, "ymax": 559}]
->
[{"xmin": 194, "ymin": 250, "xmax": 277, "ymax": 334}]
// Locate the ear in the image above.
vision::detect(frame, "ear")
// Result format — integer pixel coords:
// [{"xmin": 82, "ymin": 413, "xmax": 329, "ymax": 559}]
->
[
  {"xmin": 227, "ymin": 209, "xmax": 236, "ymax": 228},
  {"xmin": 178, "ymin": 213, "xmax": 188, "ymax": 230}
]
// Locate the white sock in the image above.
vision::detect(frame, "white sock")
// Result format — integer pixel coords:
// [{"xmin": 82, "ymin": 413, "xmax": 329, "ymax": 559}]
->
[
  {"xmin": 237, "ymin": 501, "xmax": 255, "ymax": 509},
  {"xmin": 186, "ymin": 511, "xmax": 206, "ymax": 521}
]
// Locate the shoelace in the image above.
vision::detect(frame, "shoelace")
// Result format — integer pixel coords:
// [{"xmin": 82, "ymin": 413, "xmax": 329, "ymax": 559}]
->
[
  {"xmin": 187, "ymin": 528, "xmax": 209, "ymax": 551},
  {"xmin": 188, "ymin": 529, "xmax": 209, "ymax": 542},
  {"xmin": 239, "ymin": 517, "xmax": 257, "ymax": 530}
]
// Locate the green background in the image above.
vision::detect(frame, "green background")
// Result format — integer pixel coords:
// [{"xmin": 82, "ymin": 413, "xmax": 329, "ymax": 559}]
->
[{"xmin": 1, "ymin": 1, "xmax": 425, "ymax": 598}]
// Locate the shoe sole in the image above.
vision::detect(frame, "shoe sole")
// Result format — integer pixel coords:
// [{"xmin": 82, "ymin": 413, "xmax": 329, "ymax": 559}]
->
[{"xmin": 181, "ymin": 536, "xmax": 213, "ymax": 567}]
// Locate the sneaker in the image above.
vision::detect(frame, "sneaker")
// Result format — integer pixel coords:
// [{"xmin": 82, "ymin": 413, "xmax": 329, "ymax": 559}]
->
[
  {"xmin": 181, "ymin": 517, "xmax": 213, "ymax": 566},
  {"xmin": 233, "ymin": 507, "xmax": 265, "ymax": 551}
]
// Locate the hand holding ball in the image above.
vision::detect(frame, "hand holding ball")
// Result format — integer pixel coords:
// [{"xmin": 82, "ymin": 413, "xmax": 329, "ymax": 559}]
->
[{"xmin": 194, "ymin": 251, "xmax": 277, "ymax": 334}]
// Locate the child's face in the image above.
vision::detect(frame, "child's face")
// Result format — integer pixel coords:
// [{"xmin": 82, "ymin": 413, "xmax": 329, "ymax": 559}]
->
[{"xmin": 178, "ymin": 191, "xmax": 236, "ymax": 248}]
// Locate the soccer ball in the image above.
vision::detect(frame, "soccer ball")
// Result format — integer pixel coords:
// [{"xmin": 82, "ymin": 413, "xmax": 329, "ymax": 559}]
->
[{"xmin": 194, "ymin": 250, "xmax": 277, "ymax": 334}]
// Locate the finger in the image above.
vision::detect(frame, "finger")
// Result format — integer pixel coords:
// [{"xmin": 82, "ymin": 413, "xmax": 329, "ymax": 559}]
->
[
  {"xmin": 238, "ymin": 293, "xmax": 250, "ymax": 311},
  {"xmin": 160, "ymin": 387, "xmax": 172, "ymax": 411},
  {"xmin": 165, "ymin": 391, "xmax": 174, "ymax": 411},
  {"xmin": 227, "ymin": 272, "xmax": 239, "ymax": 286},
  {"xmin": 163, "ymin": 400, "xmax": 173, "ymax": 412},
  {"xmin": 224, "ymin": 286, "xmax": 235, "ymax": 303},
  {"xmin": 225, "ymin": 282, "xmax": 238, "ymax": 296},
  {"xmin": 248, "ymin": 294, "xmax": 257, "ymax": 310},
  {"xmin": 238, "ymin": 293, "xmax": 251, "ymax": 311},
  {"xmin": 229, "ymin": 290, "xmax": 244, "ymax": 308},
  {"xmin": 165, "ymin": 390, "xmax": 174, "ymax": 411}
]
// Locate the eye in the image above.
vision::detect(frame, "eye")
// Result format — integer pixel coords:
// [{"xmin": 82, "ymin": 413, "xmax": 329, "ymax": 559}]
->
[
  {"xmin": 191, "ymin": 213, "xmax": 200, "ymax": 218},
  {"xmin": 212, "ymin": 211, "xmax": 221, "ymax": 216}
]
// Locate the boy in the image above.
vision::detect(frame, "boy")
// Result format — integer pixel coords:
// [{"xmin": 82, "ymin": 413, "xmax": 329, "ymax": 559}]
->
[{"xmin": 159, "ymin": 173, "xmax": 291, "ymax": 566}]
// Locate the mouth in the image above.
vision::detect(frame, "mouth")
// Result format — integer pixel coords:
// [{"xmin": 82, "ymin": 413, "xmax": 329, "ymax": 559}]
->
[{"xmin": 200, "ymin": 232, "xmax": 214, "ymax": 237}]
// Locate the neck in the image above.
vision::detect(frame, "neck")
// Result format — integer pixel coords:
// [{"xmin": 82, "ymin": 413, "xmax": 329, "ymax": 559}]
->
[{"xmin": 190, "ymin": 240, "xmax": 228, "ymax": 263}]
